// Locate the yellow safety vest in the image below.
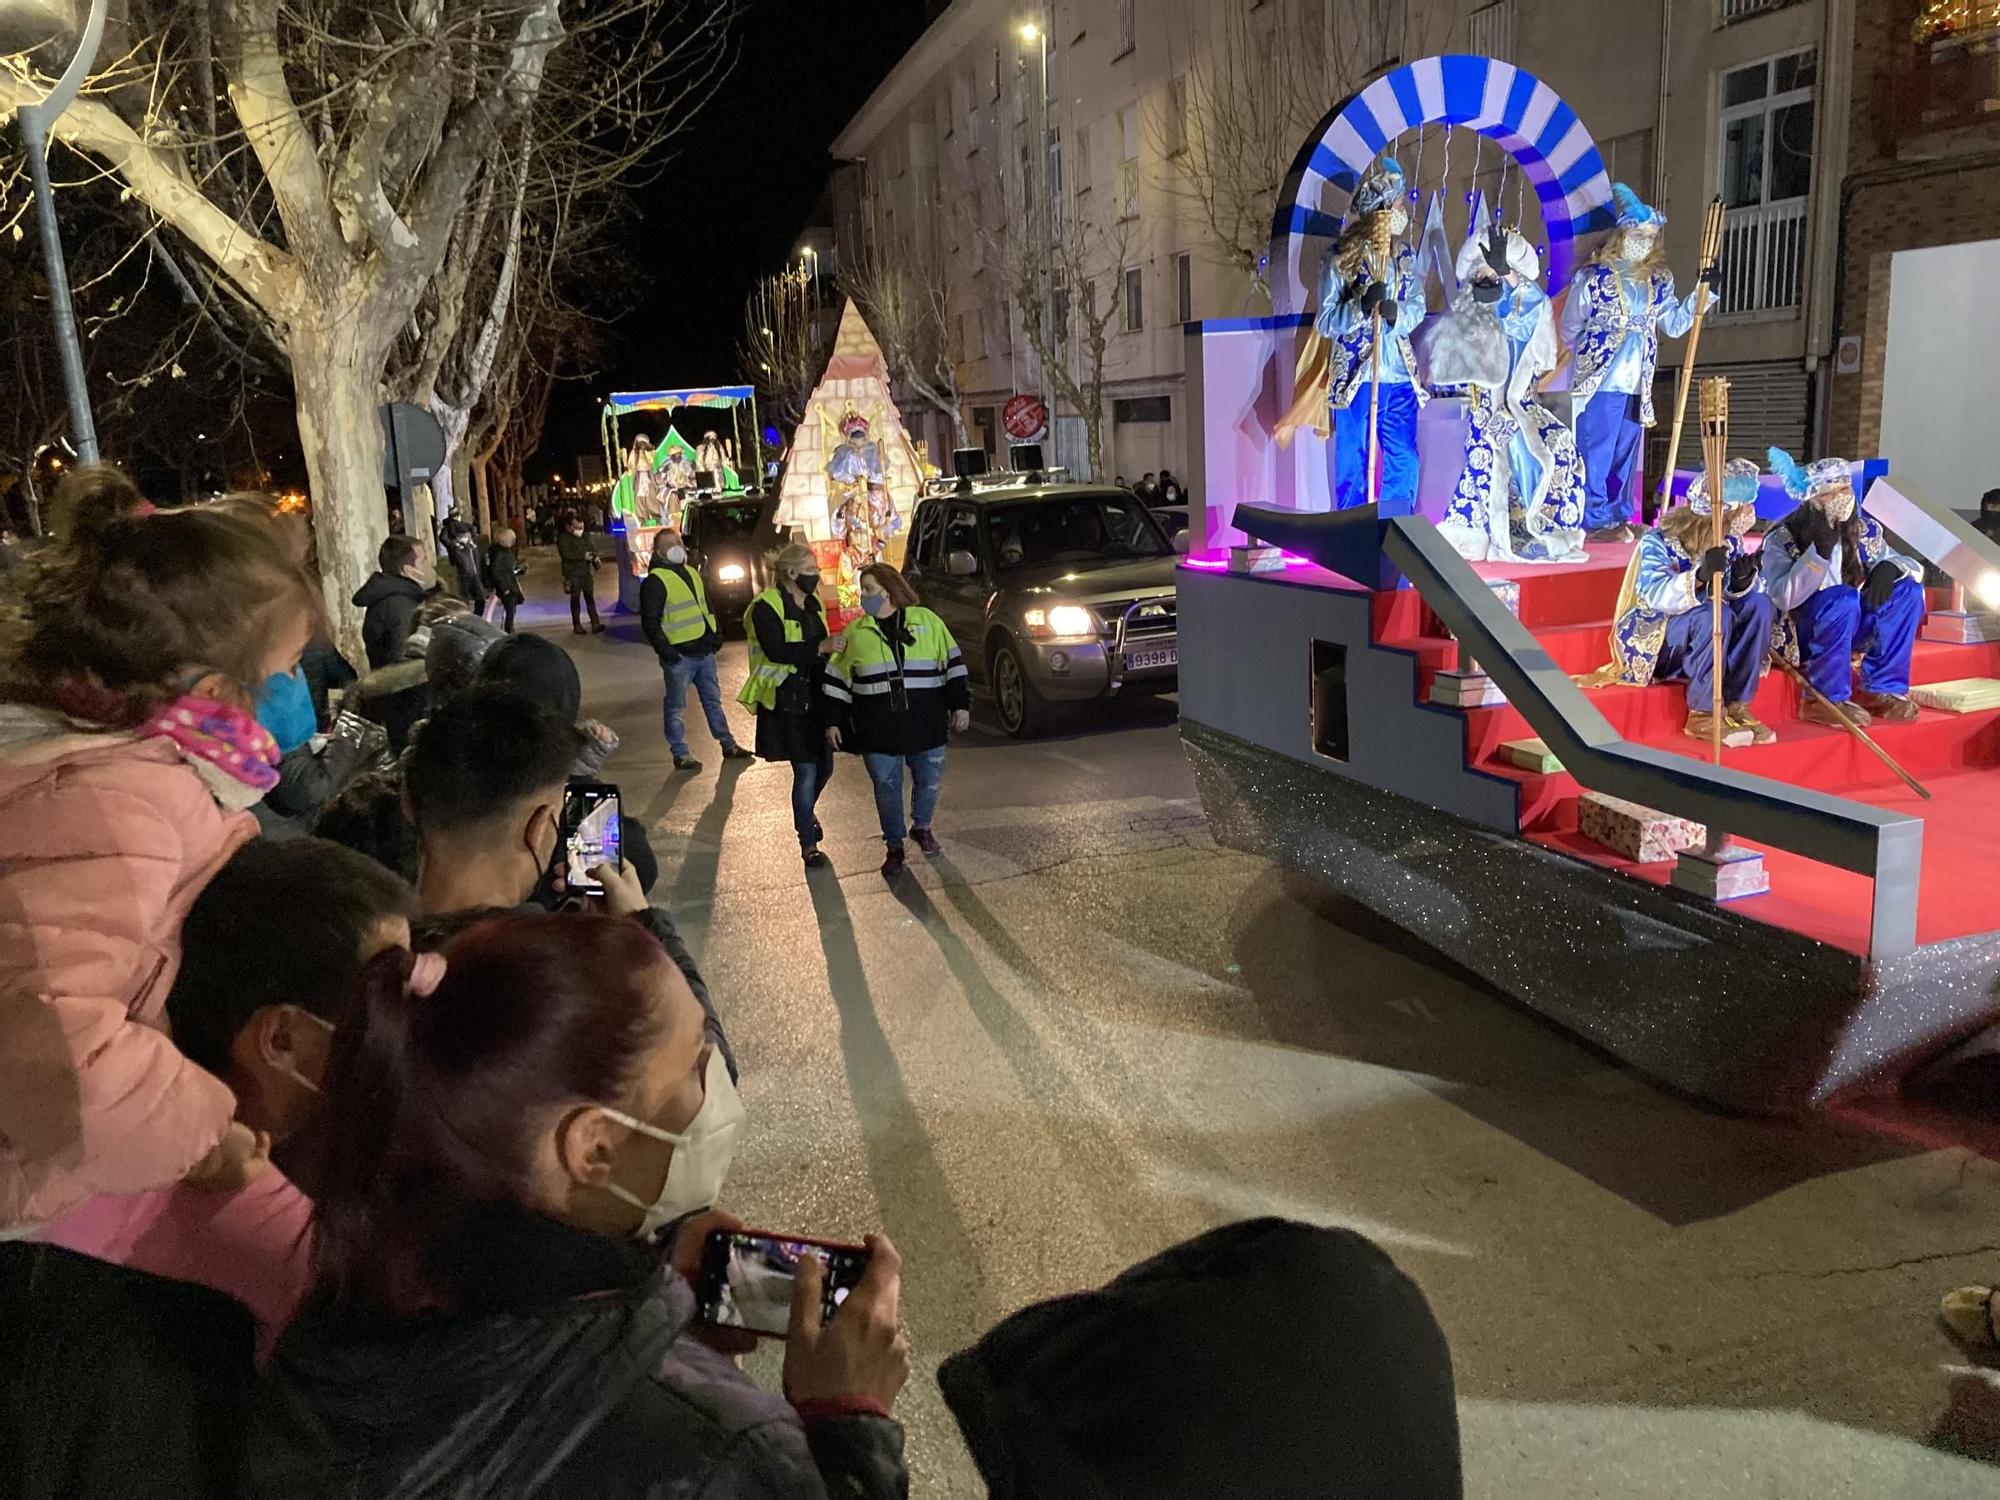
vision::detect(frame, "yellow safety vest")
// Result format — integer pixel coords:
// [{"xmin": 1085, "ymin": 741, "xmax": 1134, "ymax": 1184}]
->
[
  {"xmin": 738, "ymin": 587, "xmax": 804, "ymax": 712},
  {"xmin": 826, "ymin": 607, "xmax": 958, "ymax": 695},
  {"xmin": 649, "ymin": 565, "xmax": 716, "ymax": 646}
]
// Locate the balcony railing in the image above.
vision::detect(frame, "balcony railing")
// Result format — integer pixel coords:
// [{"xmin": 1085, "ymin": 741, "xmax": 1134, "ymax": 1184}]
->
[
  {"xmin": 1720, "ymin": 0, "xmax": 1803, "ymax": 23},
  {"xmin": 1717, "ymin": 199, "xmax": 1806, "ymax": 317},
  {"xmin": 1897, "ymin": 30, "xmax": 2000, "ymax": 137}
]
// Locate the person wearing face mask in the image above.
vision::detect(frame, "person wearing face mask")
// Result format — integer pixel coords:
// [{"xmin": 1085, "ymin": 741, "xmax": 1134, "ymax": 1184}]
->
[
  {"xmin": 824, "ymin": 563, "xmax": 971, "ymax": 879},
  {"xmin": 1760, "ymin": 448, "xmax": 1926, "ymax": 728},
  {"xmin": 642, "ymin": 528, "xmax": 755, "ymax": 774},
  {"xmin": 36, "ymin": 838, "xmax": 416, "ymax": 1362},
  {"xmin": 1578, "ymin": 457, "xmax": 1777, "ymax": 746},
  {"xmin": 1310, "ymin": 158, "xmax": 1429, "ymax": 514},
  {"xmin": 401, "ymin": 688, "xmax": 735, "ymax": 1076},
  {"xmin": 1561, "ymin": 184, "xmax": 1721, "ymax": 542},
  {"xmin": 247, "ymin": 914, "xmax": 911, "ymax": 1500},
  {"xmin": 741, "ymin": 542, "xmax": 843, "ymax": 868},
  {"xmin": 557, "ymin": 510, "xmax": 607, "ymax": 635}
]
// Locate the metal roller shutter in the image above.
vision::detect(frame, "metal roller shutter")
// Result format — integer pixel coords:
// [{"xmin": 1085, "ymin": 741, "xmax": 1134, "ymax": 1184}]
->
[{"xmin": 1648, "ymin": 360, "xmax": 1811, "ymax": 476}]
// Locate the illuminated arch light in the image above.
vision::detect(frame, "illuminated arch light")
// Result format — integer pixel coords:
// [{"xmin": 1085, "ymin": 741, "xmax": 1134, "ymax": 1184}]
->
[{"xmin": 1270, "ymin": 55, "xmax": 1615, "ymax": 315}]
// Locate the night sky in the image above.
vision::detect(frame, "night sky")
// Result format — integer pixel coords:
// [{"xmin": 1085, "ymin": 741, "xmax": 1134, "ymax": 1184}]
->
[{"xmin": 540, "ymin": 0, "xmax": 934, "ymax": 474}]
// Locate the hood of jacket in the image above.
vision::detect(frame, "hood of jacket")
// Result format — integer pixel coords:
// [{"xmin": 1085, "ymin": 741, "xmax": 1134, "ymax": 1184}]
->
[{"xmin": 351, "ymin": 572, "xmax": 427, "ymax": 609}]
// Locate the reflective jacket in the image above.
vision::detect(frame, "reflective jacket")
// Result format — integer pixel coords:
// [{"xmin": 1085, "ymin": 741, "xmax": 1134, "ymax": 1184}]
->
[
  {"xmin": 739, "ymin": 587, "xmax": 804, "ymax": 712},
  {"xmin": 640, "ymin": 564, "xmax": 719, "ymax": 660},
  {"xmin": 823, "ymin": 607, "xmax": 969, "ymax": 756}
]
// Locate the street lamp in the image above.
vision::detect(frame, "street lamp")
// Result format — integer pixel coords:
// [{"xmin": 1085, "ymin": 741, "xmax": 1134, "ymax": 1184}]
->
[{"xmin": 13, "ymin": 0, "xmax": 110, "ymax": 463}]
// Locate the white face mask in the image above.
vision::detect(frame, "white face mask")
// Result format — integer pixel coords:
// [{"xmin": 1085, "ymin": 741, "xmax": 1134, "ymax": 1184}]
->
[
  {"xmin": 1817, "ymin": 488, "xmax": 1857, "ymax": 526},
  {"xmin": 663, "ymin": 545, "xmax": 687, "ymax": 565},
  {"xmin": 595, "ymin": 1048, "xmax": 744, "ymax": 1239}
]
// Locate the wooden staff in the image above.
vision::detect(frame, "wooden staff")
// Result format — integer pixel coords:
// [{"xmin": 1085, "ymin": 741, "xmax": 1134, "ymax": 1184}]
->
[
  {"xmin": 1698, "ymin": 377, "xmax": 1730, "ymax": 764},
  {"xmin": 1764, "ymin": 651, "xmax": 1933, "ymax": 801},
  {"xmin": 1366, "ymin": 213, "xmax": 1394, "ymax": 510},
  {"xmin": 1655, "ymin": 197, "xmax": 1727, "ymax": 514}
]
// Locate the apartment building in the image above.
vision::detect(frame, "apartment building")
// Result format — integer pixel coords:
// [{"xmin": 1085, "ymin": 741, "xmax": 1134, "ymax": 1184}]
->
[{"xmin": 827, "ymin": 0, "xmax": 1999, "ymax": 499}]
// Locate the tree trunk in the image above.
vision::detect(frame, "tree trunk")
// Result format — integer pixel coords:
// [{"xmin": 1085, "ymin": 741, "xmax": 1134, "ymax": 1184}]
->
[{"xmin": 291, "ymin": 320, "xmax": 388, "ymax": 660}]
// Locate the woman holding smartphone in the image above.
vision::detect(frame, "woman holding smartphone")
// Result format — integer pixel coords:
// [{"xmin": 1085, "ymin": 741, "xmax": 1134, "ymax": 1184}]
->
[{"xmin": 249, "ymin": 913, "xmax": 910, "ymax": 1498}]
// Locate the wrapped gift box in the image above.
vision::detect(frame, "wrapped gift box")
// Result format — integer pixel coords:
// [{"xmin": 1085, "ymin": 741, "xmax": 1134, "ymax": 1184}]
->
[
  {"xmin": 1500, "ymin": 737, "xmax": 1562, "ymax": 773},
  {"xmin": 1486, "ymin": 579, "xmax": 1522, "ymax": 617},
  {"xmin": 1909, "ymin": 677, "xmax": 2000, "ymax": 714},
  {"xmin": 1578, "ymin": 791, "xmax": 1706, "ymax": 864}
]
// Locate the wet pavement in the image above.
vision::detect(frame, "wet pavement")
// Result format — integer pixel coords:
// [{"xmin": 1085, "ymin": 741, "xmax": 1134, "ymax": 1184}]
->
[{"xmin": 526, "ymin": 586, "xmax": 2000, "ymax": 1498}]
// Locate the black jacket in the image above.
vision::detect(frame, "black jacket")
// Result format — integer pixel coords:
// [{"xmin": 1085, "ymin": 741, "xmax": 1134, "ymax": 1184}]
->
[
  {"xmin": 487, "ymin": 542, "xmax": 525, "ymax": 602},
  {"xmin": 246, "ymin": 1202, "xmax": 907, "ymax": 1500},
  {"xmin": 940, "ymin": 1218, "xmax": 1462, "ymax": 1500},
  {"xmin": 640, "ymin": 564, "xmax": 721, "ymax": 662},
  {"xmin": 351, "ymin": 572, "xmax": 430, "ymax": 670},
  {"xmin": 749, "ymin": 591, "xmax": 829, "ymax": 762},
  {"xmin": 298, "ymin": 638, "xmax": 357, "ymax": 729}
]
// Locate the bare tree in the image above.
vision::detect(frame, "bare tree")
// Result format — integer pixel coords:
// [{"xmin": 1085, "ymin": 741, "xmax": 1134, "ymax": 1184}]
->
[
  {"xmin": 740, "ymin": 263, "xmax": 830, "ymax": 444},
  {"xmin": 1, "ymin": 0, "xmax": 735, "ymax": 624},
  {"xmin": 840, "ymin": 186, "xmax": 967, "ymax": 446},
  {"xmin": 1148, "ymin": 1, "xmax": 1329, "ymax": 307}
]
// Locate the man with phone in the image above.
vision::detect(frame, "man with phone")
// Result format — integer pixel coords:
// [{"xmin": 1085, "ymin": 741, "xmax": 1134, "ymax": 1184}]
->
[{"xmin": 402, "ymin": 689, "xmax": 735, "ymax": 1078}]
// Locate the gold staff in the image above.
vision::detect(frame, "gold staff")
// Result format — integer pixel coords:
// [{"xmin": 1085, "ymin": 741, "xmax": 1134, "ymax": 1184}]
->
[
  {"xmin": 1697, "ymin": 376, "xmax": 1730, "ymax": 764},
  {"xmin": 1655, "ymin": 197, "xmax": 1726, "ymax": 513},
  {"xmin": 1366, "ymin": 212, "xmax": 1394, "ymax": 510}
]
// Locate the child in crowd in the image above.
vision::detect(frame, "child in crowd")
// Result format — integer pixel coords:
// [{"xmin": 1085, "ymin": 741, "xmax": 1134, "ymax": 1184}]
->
[
  {"xmin": 38, "ymin": 839, "xmax": 416, "ymax": 1359},
  {"xmin": 0, "ymin": 465, "xmax": 319, "ymax": 1233}
]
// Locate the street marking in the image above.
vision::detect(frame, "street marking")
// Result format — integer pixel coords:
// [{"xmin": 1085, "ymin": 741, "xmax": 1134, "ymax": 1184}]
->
[{"xmin": 1044, "ymin": 748, "xmax": 1097, "ymax": 771}]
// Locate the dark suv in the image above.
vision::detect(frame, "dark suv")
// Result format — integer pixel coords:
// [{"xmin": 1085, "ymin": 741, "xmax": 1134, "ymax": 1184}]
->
[{"xmin": 904, "ymin": 482, "xmax": 1182, "ymax": 736}]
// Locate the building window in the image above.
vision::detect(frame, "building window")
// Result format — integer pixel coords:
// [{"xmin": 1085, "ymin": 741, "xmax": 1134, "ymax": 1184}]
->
[
  {"xmin": 1468, "ymin": 0, "xmax": 1513, "ymax": 58},
  {"xmin": 1162, "ymin": 76, "xmax": 1188, "ymax": 155},
  {"xmin": 1112, "ymin": 395, "xmax": 1172, "ymax": 423},
  {"xmin": 1175, "ymin": 252, "xmax": 1193, "ymax": 324},
  {"xmin": 1116, "ymin": 0, "xmax": 1135, "ymax": 58},
  {"xmin": 1715, "ymin": 48, "xmax": 1815, "ymax": 316},
  {"xmin": 1019, "ymin": 138, "xmax": 1032, "ymax": 213},
  {"xmin": 991, "ymin": 47, "xmax": 1002, "ymax": 101},
  {"xmin": 1075, "ymin": 121, "xmax": 1092, "ymax": 192},
  {"xmin": 1123, "ymin": 266, "xmax": 1144, "ymax": 331},
  {"xmin": 1720, "ymin": 0, "xmax": 1804, "ymax": 24},
  {"xmin": 1118, "ymin": 104, "xmax": 1140, "ymax": 220}
]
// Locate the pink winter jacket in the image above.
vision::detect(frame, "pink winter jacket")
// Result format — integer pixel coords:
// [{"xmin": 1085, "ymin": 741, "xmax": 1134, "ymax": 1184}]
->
[{"xmin": 0, "ymin": 706, "xmax": 256, "ymax": 1229}]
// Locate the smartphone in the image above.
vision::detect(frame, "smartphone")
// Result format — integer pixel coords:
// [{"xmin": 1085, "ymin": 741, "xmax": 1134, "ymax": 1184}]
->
[
  {"xmin": 559, "ymin": 782, "xmax": 621, "ymax": 896},
  {"xmin": 694, "ymin": 1229, "xmax": 869, "ymax": 1338}
]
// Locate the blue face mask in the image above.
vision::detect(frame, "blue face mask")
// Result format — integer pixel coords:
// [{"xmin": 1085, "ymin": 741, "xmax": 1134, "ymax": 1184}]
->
[{"xmin": 861, "ymin": 591, "xmax": 892, "ymax": 618}]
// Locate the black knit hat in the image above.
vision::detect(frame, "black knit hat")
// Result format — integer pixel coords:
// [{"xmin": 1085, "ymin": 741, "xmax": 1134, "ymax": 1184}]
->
[{"xmin": 476, "ymin": 634, "xmax": 583, "ymax": 725}]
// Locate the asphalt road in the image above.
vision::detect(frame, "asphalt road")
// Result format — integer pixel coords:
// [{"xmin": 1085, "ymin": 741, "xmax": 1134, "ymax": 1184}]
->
[{"xmin": 518, "ymin": 583, "xmax": 2000, "ymax": 1499}]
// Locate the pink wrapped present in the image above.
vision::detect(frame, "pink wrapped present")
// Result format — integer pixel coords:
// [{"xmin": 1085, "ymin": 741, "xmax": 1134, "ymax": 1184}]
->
[{"xmin": 1578, "ymin": 791, "xmax": 1706, "ymax": 864}]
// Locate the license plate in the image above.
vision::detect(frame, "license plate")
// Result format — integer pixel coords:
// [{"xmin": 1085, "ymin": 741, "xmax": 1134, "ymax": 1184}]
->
[{"xmin": 1125, "ymin": 647, "xmax": 1178, "ymax": 671}]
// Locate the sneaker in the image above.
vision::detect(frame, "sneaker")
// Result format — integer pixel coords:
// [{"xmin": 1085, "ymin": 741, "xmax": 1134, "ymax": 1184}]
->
[
  {"xmin": 721, "ymin": 744, "xmax": 757, "ymax": 762},
  {"xmin": 673, "ymin": 755, "xmax": 703, "ymax": 773},
  {"xmin": 911, "ymin": 827, "xmax": 942, "ymax": 857},
  {"xmin": 1683, "ymin": 711, "xmax": 1753, "ymax": 748},
  {"xmin": 880, "ymin": 845, "xmax": 907, "ymax": 879},
  {"xmin": 1800, "ymin": 697, "xmax": 1870, "ymax": 730},
  {"xmin": 1724, "ymin": 703, "xmax": 1778, "ymax": 745},
  {"xmin": 802, "ymin": 847, "xmax": 829, "ymax": 870},
  {"xmin": 1855, "ymin": 689, "xmax": 1919, "ymax": 723}
]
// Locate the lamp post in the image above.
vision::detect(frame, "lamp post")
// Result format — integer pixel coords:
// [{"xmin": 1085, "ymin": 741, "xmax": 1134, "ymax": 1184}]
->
[
  {"xmin": 13, "ymin": 0, "xmax": 109, "ymax": 465},
  {"xmin": 1019, "ymin": 16, "xmax": 1052, "ymax": 460}
]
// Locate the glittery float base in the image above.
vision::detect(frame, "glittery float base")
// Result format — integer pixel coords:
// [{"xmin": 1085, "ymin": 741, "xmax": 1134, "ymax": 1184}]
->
[{"xmin": 1182, "ymin": 720, "xmax": 2000, "ymax": 1116}]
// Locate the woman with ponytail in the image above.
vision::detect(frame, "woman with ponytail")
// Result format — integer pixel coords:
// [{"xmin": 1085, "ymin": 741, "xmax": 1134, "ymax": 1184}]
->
[
  {"xmin": 252, "ymin": 912, "xmax": 911, "ymax": 1499},
  {"xmin": 0, "ymin": 464, "xmax": 320, "ymax": 1233}
]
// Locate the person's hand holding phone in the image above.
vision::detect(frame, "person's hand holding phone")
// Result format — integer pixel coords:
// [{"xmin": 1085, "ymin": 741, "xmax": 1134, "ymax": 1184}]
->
[
  {"xmin": 671, "ymin": 1209, "xmax": 760, "ymax": 1357},
  {"xmin": 784, "ymin": 1233, "xmax": 910, "ymax": 1414},
  {"xmin": 589, "ymin": 860, "xmax": 648, "ymax": 918}
]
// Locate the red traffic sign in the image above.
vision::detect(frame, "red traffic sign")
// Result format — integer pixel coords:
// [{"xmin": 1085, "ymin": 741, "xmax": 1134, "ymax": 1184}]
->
[{"xmin": 1003, "ymin": 394, "xmax": 1048, "ymax": 440}]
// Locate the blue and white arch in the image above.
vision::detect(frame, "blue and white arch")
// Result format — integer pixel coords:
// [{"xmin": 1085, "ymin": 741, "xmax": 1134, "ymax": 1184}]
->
[{"xmin": 1270, "ymin": 55, "xmax": 1615, "ymax": 316}]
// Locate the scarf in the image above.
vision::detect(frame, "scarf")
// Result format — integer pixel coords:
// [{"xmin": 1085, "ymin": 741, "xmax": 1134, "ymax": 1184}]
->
[{"xmin": 140, "ymin": 693, "xmax": 282, "ymax": 807}]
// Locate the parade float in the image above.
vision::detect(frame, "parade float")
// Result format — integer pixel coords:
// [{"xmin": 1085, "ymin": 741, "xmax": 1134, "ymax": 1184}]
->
[
  {"xmin": 1177, "ymin": 54, "xmax": 2000, "ymax": 1115},
  {"xmin": 600, "ymin": 384, "xmax": 760, "ymax": 610},
  {"xmin": 777, "ymin": 301, "xmax": 926, "ymax": 625}
]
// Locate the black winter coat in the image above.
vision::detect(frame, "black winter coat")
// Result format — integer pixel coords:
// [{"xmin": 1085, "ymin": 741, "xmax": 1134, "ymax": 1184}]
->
[
  {"xmin": 351, "ymin": 572, "xmax": 430, "ymax": 670},
  {"xmin": 245, "ymin": 1203, "xmax": 908, "ymax": 1500},
  {"xmin": 749, "ymin": 591, "xmax": 830, "ymax": 763}
]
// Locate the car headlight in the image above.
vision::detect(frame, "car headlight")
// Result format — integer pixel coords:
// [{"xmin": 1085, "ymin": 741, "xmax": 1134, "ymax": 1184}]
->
[
  {"xmin": 717, "ymin": 562, "xmax": 747, "ymax": 583},
  {"xmin": 1023, "ymin": 604, "xmax": 1098, "ymax": 640}
]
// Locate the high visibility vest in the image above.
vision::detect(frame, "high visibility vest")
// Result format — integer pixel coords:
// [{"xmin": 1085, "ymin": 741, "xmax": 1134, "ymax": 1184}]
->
[
  {"xmin": 649, "ymin": 565, "xmax": 716, "ymax": 645},
  {"xmin": 738, "ymin": 587, "xmax": 804, "ymax": 712},
  {"xmin": 825, "ymin": 607, "xmax": 960, "ymax": 699}
]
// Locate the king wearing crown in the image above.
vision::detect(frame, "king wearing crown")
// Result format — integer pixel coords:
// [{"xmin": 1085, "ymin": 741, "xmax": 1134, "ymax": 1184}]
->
[{"xmin": 826, "ymin": 408, "xmax": 901, "ymax": 612}]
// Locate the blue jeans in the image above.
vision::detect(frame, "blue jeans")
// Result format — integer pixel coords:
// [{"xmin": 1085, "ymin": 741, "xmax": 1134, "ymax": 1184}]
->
[
  {"xmin": 863, "ymin": 747, "xmax": 947, "ymax": 845},
  {"xmin": 662, "ymin": 653, "xmax": 739, "ymax": 759},
  {"xmin": 1575, "ymin": 392, "xmax": 1642, "ymax": 532},
  {"xmin": 792, "ymin": 746, "xmax": 836, "ymax": 845},
  {"xmin": 1332, "ymin": 382, "xmax": 1420, "ymax": 515},
  {"xmin": 1794, "ymin": 578, "xmax": 1923, "ymax": 701},
  {"xmin": 1654, "ymin": 589, "xmax": 1776, "ymax": 712}
]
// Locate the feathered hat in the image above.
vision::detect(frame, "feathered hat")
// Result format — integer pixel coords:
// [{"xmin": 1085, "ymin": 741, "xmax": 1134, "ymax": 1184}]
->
[
  {"xmin": 1685, "ymin": 456, "xmax": 1761, "ymax": 515},
  {"xmin": 1767, "ymin": 447, "xmax": 1852, "ymax": 502},
  {"xmin": 1611, "ymin": 182, "xmax": 1664, "ymax": 229},
  {"xmin": 1353, "ymin": 158, "xmax": 1408, "ymax": 217}
]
